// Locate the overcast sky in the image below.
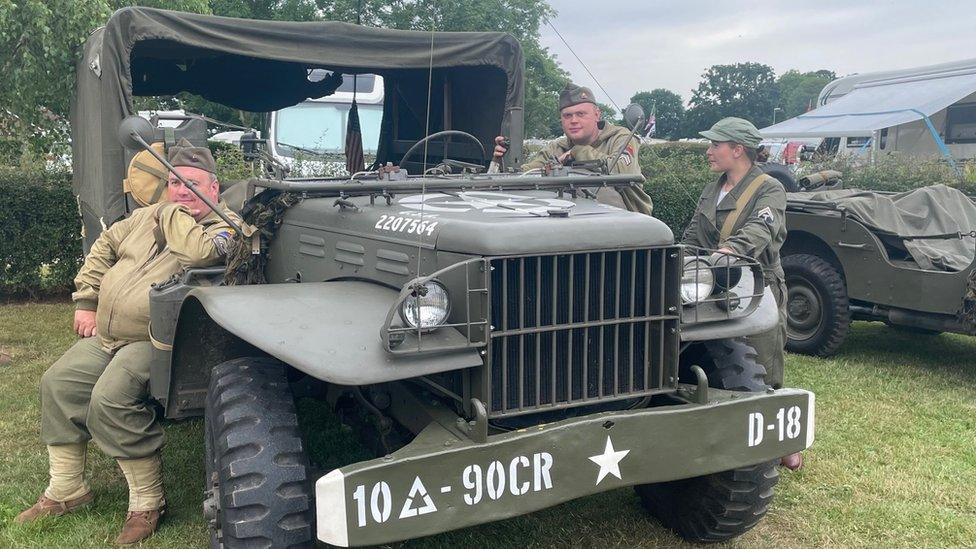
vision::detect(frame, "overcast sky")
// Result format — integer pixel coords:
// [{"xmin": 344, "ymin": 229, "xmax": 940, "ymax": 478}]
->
[{"xmin": 539, "ymin": 0, "xmax": 976, "ymax": 111}]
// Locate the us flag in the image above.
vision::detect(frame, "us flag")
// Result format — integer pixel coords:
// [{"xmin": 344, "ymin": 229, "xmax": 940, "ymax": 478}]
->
[{"xmin": 345, "ymin": 100, "xmax": 365, "ymax": 175}]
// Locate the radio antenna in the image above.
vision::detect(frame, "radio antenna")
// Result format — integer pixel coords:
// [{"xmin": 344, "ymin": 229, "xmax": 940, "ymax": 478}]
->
[{"xmin": 545, "ymin": 17, "xmax": 620, "ymax": 113}]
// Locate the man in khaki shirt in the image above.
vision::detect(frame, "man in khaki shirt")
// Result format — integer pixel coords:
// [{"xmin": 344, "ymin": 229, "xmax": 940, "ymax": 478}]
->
[
  {"xmin": 16, "ymin": 141, "xmax": 243, "ymax": 545},
  {"xmin": 492, "ymin": 82, "xmax": 653, "ymax": 215}
]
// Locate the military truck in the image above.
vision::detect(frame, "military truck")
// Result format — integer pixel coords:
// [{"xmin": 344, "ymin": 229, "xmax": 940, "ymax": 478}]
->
[
  {"xmin": 75, "ymin": 8, "xmax": 815, "ymax": 547},
  {"xmin": 781, "ymin": 172, "xmax": 976, "ymax": 356}
]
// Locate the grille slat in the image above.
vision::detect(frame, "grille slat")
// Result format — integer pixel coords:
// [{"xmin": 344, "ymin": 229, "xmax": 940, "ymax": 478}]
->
[{"xmin": 488, "ymin": 248, "xmax": 679, "ymax": 417}]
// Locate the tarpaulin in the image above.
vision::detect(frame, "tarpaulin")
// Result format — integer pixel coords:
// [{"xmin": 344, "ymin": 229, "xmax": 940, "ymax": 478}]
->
[
  {"xmin": 71, "ymin": 7, "xmax": 524, "ymax": 250},
  {"xmin": 795, "ymin": 185, "xmax": 976, "ymax": 271}
]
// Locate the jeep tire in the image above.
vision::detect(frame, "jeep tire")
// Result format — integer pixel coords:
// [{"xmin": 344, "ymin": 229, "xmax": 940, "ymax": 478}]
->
[
  {"xmin": 204, "ymin": 357, "xmax": 314, "ymax": 548},
  {"xmin": 783, "ymin": 253, "xmax": 850, "ymax": 356},
  {"xmin": 635, "ymin": 339, "xmax": 777, "ymax": 543}
]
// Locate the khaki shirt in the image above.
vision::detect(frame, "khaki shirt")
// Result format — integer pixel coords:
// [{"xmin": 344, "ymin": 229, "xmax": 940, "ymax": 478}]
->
[
  {"xmin": 72, "ymin": 201, "xmax": 243, "ymax": 351},
  {"xmin": 681, "ymin": 165, "xmax": 787, "ymax": 284},
  {"xmin": 522, "ymin": 123, "xmax": 653, "ymax": 215}
]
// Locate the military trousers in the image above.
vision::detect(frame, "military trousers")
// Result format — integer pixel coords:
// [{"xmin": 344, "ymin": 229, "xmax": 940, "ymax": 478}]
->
[
  {"xmin": 746, "ymin": 278, "xmax": 787, "ymax": 389},
  {"xmin": 40, "ymin": 337, "xmax": 163, "ymax": 459}
]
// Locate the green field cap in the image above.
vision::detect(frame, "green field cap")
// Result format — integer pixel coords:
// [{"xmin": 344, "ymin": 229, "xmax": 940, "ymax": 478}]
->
[
  {"xmin": 168, "ymin": 138, "xmax": 217, "ymax": 174},
  {"xmin": 699, "ymin": 117, "xmax": 763, "ymax": 148},
  {"xmin": 559, "ymin": 82, "xmax": 597, "ymax": 110}
]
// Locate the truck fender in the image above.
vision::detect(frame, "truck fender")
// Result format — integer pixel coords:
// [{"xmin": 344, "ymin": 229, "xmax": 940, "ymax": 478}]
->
[
  {"xmin": 680, "ymin": 286, "xmax": 780, "ymax": 342},
  {"xmin": 179, "ymin": 281, "xmax": 482, "ymax": 386}
]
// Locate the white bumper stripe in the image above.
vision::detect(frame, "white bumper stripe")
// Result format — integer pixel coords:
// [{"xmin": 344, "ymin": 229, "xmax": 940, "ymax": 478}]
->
[{"xmin": 316, "ymin": 468, "xmax": 349, "ymax": 547}]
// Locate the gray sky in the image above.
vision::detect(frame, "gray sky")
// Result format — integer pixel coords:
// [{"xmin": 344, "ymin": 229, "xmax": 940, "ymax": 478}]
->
[{"xmin": 539, "ymin": 0, "xmax": 976, "ymax": 111}]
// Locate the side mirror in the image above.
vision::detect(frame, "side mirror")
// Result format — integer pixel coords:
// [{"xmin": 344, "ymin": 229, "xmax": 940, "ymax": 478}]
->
[
  {"xmin": 622, "ymin": 103, "xmax": 646, "ymax": 131},
  {"xmin": 117, "ymin": 115, "xmax": 156, "ymax": 151}
]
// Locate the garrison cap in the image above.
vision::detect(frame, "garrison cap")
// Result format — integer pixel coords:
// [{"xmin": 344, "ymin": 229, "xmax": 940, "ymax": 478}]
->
[
  {"xmin": 559, "ymin": 82, "xmax": 597, "ymax": 110},
  {"xmin": 699, "ymin": 117, "xmax": 764, "ymax": 149},
  {"xmin": 168, "ymin": 138, "xmax": 216, "ymax": 174}
]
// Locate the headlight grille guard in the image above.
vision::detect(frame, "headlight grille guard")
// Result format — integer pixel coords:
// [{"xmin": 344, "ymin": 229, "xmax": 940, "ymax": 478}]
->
[
  {"xmin": 680, "ymin": 245, "xmax": 766, "ymax": 325},
  {"xmin": 381, "ymin": 258, "xmax": 491, "ymax": 355}
]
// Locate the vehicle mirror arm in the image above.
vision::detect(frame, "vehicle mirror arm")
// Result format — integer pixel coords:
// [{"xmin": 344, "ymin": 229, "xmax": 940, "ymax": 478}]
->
[
  {"xmin": 608, "ymin": 118, "xmax": 644, "ymax": 174},
  {"xmin": 126, "ymin": 131, "xmax": 244, "ymax": 235}
]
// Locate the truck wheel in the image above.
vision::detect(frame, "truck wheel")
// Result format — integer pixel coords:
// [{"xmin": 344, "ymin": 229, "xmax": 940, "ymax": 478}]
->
[
  {"xmin": 783, "ymin": 253, "xmax": 850, "ymax": 356},
  {"xmin": 678, "ymin": 339, "xmax": 767, "ymax": 391},
  {"xmin": 204, "ymin": 357, "xmax": 314, "ymax": 548},
  {"xmin": 634, "ymin": 461, "xmax": 779, "ymax": 543},
  {"xmin": 637, "ymin": 339, "xmax": 775, "ymax": 542},
  {"xmin": 699, "ymin": 339, "xmax": 768, "ymax": 391}
]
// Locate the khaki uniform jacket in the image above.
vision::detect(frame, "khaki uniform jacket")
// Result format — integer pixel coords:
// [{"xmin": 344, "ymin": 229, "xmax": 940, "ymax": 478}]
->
[
  {"xmin": 522, "ymin": 123, "xmax": 653, "ymax": 215},
  {"xmin": 681, "ymin": 165, "xmax": 787, "ymax": 285},
  {"xmin": 72, "ymin": 201, "xmax": 243, "ymax": 351}
]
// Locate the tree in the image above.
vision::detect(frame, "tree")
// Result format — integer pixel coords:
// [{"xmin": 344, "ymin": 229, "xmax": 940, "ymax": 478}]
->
[
  {"xmin": 597, "ymin": 102, "xmax": 617, "ymax": 124},
  {"xmin": 630, "ymin": 89, "xmax": 684, "ymax": 139},
  {"xmin": 0, "ymin": 0, "xmax": 212, "ymax": 160},
  {"xmin": 683, "ymin": 62, "xmax": 779, "ymax": 135},
  {"xmin": 776, "ymin": 69, "xmax": 836, "ymax": 119}
]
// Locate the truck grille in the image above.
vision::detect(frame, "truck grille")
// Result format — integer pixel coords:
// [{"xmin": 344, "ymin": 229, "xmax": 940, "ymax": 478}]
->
[{"xmin": 486, "ymin": 248, "xmax": 681, "ymax": 417}]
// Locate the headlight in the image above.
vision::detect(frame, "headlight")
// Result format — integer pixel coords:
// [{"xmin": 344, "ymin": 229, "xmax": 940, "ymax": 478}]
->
[
  {"xmin": 399, "ymin": 280, "xmax": 451, "ymax": 329},
  {"xmin": 681, "ymin": 258, "xmax": 714, "ymax": 304}
]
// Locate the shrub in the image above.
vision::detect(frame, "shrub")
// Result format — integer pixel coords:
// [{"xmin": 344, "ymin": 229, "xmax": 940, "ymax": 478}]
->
[
  {"xmin": 804, "ymin": 154, "xmax": 976, "ymax": 195},
  {"xmin": 639, "ymin": 144, "xmax": 712, "ymax": 236},
  {"xmin": 0, "ymin": 166, "xmax": 81, "ymax": 297}
]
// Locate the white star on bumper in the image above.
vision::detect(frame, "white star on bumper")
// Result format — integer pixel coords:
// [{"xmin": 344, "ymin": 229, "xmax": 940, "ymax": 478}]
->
[{"xmin": 588, "ymin": 436, "xmax": 631, "ymax": 485}]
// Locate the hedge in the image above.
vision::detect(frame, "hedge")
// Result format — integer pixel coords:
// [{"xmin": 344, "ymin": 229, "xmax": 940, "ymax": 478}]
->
[
  {"xmin": 0, "ymin": 167, "xmax": 81, "ymax": 297},
  {"xmin": 640, "ymin": 142, "xmax": 712, "ymax": 235},
  {"xmin": 3, "ymin": 144, "xmax": 973, "ymax": 298}
]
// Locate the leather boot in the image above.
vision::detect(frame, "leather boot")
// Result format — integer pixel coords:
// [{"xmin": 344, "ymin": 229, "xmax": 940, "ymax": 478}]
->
[
  {"xmin": 15, "ymin": 491, "xmax": 94, "ymax": 523},
  {"xmin": 116, "ymin": 508, "xmax": 165, "ymax": 545},
  {"xmin": 115, "ymin": 454, "xmax": 165, "ymax": 545},
  {"xmin": 780, "ymin": 452, "xmax": 804, "ymax": 471},
  {"xmin": 16, "ymin": 443, "xmax": 93, "ymax": 523}
]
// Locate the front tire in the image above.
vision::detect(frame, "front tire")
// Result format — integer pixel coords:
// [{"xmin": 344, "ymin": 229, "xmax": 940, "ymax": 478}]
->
[
  {"xmin": 634, "ymin": 461, "xmax": 779, "ymax": 543},
  {"xmin": 204, "ymin": 357, "xmax": 314, "ymax": 548},
  {"xmin": 637, "ymin": 339, "xmax": 777, "ymax": 542},
  {"xmin": 783, "ymin": 253, "xmax": 850, "ymax": 356}
]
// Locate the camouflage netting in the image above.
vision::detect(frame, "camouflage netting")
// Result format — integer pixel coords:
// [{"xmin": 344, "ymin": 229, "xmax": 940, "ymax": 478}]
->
[{"xmin": 224, "ymin": 190, "xmax": 301, "ymax": 285}]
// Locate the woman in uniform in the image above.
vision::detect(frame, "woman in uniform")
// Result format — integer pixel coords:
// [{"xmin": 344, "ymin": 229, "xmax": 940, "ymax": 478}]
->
[
  {"xmin": 682, "ymin": 117, "xmax": 801, "ymax": 468},
  {"xmin": 683, "ymin": 116, "xmax": 787, "ymax": 387}
]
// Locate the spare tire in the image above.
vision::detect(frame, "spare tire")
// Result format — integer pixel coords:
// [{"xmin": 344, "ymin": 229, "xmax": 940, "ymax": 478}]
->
[{"xmin": 759, "ymin": 162, "xmax": 799, "ymax": 192}]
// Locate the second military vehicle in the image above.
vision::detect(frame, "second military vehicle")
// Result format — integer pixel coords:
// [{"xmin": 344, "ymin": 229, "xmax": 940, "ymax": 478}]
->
[{"xmin": 781, "ymin": 172, "xmax": 976, "ymax": 356}]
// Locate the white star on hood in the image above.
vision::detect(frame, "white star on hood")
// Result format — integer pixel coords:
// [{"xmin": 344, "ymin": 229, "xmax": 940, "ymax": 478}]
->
[{"xmin": 588, "ymin": 436, "xmax": 631, "ymax": 485}]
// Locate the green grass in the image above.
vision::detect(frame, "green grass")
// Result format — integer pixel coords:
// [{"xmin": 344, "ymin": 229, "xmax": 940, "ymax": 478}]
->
[{"xmin": 1, "ymin": 301, "xmax": 975, "ymax": 548}]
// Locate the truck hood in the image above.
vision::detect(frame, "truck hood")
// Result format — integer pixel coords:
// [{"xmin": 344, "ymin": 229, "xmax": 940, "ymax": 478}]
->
[{"xmin": 284, "ymin": 190, "xmax": 673, "ymax": 256}]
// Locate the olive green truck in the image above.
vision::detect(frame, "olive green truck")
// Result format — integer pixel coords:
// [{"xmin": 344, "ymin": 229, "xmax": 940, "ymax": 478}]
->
[{"xmin": 74, "ymin": 8, "xmax": 815, "ymax": 547}]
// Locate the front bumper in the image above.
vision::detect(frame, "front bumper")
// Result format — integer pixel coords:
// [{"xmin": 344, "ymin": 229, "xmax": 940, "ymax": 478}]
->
[{"xmin": 317, "ymin": 388, "xmax": 814, "ymax": 546}]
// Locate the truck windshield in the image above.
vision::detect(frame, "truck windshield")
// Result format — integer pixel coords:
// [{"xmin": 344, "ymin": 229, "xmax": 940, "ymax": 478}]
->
[{"xmin": 275, "ymin": 102, "xmax": 383, "ymax": 156}]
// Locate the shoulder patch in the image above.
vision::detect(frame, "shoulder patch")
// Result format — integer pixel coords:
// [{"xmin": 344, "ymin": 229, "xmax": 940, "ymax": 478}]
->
[
  {"xmin": 757, "ymin": 206, "xmax": 775, "ymax": 225},
  {"xmin": 212, "ymin": 230, "xmax": 232, "ymax": 256}
]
